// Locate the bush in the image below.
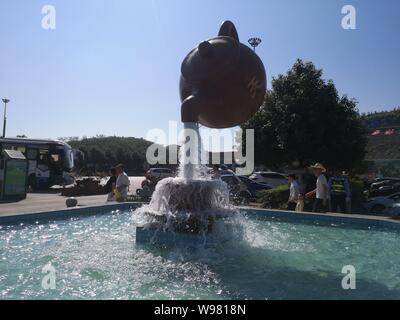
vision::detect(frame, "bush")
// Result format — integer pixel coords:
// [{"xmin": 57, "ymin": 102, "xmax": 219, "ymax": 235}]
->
[
  {"xmin": 349, "ymin": 178, "xmax": 367, "ymax": 213},
  {"xmin": 257, "ymin": 185, "xmax": 289, "ymax": 209},
  {"xmin": 256, "ymin": 178, "xmax": 366, "ymax": 213}
]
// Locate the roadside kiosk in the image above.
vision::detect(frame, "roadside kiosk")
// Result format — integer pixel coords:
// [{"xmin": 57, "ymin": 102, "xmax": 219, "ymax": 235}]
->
[{"xmin": 0, "ymin": 149, "xmax": 28, "ymax": 201}]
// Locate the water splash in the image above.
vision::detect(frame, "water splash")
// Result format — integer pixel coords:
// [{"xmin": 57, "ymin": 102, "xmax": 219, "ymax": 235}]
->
[{"xmin": 134, "ymin": 122, "xmax": 239, "ymax": 240}]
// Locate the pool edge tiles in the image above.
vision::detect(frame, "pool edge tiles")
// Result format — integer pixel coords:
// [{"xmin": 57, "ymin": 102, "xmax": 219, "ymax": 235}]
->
[
  {"xmin": 1, "ymin": 202, "xmax": 400, "ymax": 231},
  {"xmin": 0, "ymin": 202, "xmax": 145, "ymax": 226},
  {"xmin": 241, "ymin": 207, "xmax": 400, "ymax": 230}
]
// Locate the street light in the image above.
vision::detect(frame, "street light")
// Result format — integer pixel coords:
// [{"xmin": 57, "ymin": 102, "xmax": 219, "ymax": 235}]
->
[
  {"xmin": 2, "ymin": 98, "xmax": 10, "ymax": 138},
  {"xmin": 248, "ymin": 37, "xmax": 262, "ymax": 52}
]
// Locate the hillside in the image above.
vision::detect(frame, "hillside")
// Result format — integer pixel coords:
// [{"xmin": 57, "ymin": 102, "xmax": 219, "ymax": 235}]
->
[
  {"xmin": 366, "ymin": 134, "xmax": 400, "ymax": 160},
  {"xmin": 363, "ymin": 108, "xmax": 400, "ymax": 160},
  {"xmin": 68, "ymin": 136, "xmax": 155, "ymax": 174},
  {"xmin": 362, "ymin": 107, "xmax": 400, "ymax": 130},
  {"xmin": 64, "ymin": 107, "xmax": 400, "ymax": 171}
]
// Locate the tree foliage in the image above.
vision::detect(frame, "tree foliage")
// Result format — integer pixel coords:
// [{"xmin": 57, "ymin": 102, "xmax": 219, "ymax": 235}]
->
[
  {"xmin": 361, "ymin": 107, "xmax": 400, "ymax": 130},
  {"xmin": 69, "ymin": 136, "xmax": 156, "ymax": 174},
  {"xmin": 242, "ymin": 59, "xmax": 367, "ymax": 170}
]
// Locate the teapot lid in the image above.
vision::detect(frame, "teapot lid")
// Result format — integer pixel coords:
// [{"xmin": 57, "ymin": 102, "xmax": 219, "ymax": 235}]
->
[{"xmin": 181, "ymin": 36, "xmax": 239, "ymax": 83}]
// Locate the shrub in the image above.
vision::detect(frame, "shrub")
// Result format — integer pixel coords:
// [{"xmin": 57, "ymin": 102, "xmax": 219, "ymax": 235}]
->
[
  {"xmin": 256, "ymin": 178, "xmax": 366, "ymax": 213},
  {"xmin": 349, "ymin": 178, "xmax": 367, "ymax": 213},
  {"xmin": 257, "ymin": 185, "xmax": 290, "ymax": 209}
]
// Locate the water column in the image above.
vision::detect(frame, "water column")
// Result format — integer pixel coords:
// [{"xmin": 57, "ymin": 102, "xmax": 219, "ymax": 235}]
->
[{"xmin": 180, "ymin": 122, "xmax": 202, "ymax": 180}]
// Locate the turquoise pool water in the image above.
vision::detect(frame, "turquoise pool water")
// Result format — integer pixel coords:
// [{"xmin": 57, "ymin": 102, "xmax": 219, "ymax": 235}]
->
[{"xmin": 1, "ymin": 209, "xmax": 400, "ymax": 300}]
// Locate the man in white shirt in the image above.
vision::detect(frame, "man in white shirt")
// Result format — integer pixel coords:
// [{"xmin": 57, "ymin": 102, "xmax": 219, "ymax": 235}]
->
[
  {"xmin": 115, "ymin": 164, "xmax": 130, "ymax": 202},
  {"xmin": 306, "ymin": 163, "xmax": 329, "ymax": 213},
  {"xmin": 287, "ymin": 174, "xmax": 300, "ymax": 211}
]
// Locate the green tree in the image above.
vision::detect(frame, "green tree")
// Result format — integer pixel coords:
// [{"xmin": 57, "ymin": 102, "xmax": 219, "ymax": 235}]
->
[
  {"xmin": 88, "ymin": 147, "xmax": 105, "ymax": 167},
  {"xmin": 242, "ymin": 59, "xmax": 367, "ymax": 170},
  {"xmin": 69, "ymin": 136, "xmax": 155, "ymax": 174}
]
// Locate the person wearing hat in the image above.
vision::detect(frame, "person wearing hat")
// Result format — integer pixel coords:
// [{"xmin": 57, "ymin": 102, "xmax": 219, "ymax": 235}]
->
[
  {"xmin": 306, "ymin": 163, "xmax": 329, "ymax": 213},
  {"xmin": 115, "ymin": 164, "xmax": 130, "ymax": 202}
]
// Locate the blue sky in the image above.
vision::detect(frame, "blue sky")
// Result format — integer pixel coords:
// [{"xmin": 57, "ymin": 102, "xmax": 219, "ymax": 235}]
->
[{"xmin": 0, "ymin": 0, "xmax": 399, "ymax": 142}]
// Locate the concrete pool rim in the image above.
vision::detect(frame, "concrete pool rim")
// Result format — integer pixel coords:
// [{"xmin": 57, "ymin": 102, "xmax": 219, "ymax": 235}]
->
[{"xmin": 1, "ymin": 202, "xmax": 400, "ymax": 231}]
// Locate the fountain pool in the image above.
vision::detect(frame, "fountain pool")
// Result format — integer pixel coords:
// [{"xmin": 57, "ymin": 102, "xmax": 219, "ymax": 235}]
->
[{"xmin": 1, "ymin": 206, "xmax": 400, "ymax": 300}]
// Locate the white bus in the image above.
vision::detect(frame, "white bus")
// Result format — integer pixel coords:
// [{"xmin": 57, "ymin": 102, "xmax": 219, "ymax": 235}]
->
[{"xmin": 0, "ymin": 138, "xmax": 74, "ymax": 189}]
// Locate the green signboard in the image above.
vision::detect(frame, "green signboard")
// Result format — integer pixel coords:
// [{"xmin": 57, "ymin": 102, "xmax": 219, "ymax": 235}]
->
[{"xmin": 4, "ymin": 160, "xmax": 27, "ymax": 196}]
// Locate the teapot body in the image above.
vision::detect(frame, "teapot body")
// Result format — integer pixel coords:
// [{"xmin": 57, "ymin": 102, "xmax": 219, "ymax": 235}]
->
[{"xmin": 180, "ymin": 21, "xmax": 266, "ymax": 129}]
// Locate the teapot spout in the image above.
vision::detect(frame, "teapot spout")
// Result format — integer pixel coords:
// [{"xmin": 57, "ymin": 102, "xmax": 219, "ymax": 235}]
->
[{"xmin": 181, "ymin": 95, "xmax": 200, "ymax": 123}]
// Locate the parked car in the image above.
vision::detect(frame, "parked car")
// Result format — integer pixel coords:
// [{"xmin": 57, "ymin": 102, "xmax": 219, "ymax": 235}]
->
[
  {"xmin": 249, "ymin": 172, "xmax": 287, "ymax": 188},
  {"xmin": 364, "ymin": 192, "xmax": 400, "ymax": 214},
  {"xmin": 146, "ymin": 168, "xmax": 174, "ymax": 181},
  {"xmin": 370, "ymin": 177, "xmax": 400, "ymax": 185},
  {"xmin": 220, "ymin": 174, "xmax": 252, "ymax": 205},
  {"xmin": 368, "ymin": 178, "xmax": 400, "ymax": 197},
  {"xmin": 383, "ymin": 203, "xmax": 400, "ymax": 217},
  {"xmin": 237, "ymin": 176, "xmax": 272, "ymax": 200}
]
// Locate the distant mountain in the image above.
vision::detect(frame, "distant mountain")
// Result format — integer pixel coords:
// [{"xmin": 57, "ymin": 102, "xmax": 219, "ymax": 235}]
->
[
  {"xmin": 362, "ymin": 107, "xmax": 400, "ymax": 131},
  {"xmin": 366, "ymin": 134, "xmax": 400, "ymax": 160},
  {"xmin": 67, "ymin": 136, "xmax": 179, "ymax": 174},
  {"xmin": 363, "ymin": 108, "xmax": 400, "ymax": 160}
]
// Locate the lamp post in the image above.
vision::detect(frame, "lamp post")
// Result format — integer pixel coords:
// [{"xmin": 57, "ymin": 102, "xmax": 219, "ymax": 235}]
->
[
  {"xmin": 2, "ymin": 98, "xmax": 10, "ymax": 138},
  {"xmin": 248, "ymin": 37, "xmax": 262, "ymax": 52}
]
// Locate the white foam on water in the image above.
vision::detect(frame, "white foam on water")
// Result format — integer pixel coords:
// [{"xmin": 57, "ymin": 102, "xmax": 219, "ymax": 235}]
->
[{"xmin": 133, "ymin": 122, "xmax": 242, "ymax": 243}]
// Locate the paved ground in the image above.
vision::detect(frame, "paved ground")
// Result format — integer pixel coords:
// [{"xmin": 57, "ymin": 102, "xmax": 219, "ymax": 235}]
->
[
  {"xmin": 1, "ymin": 176, "xmax": 397, "ymax": 227},
  {"xmin": 129, "ymin": 177, "xmax": 145, "ymax": 192},
  {"xmin": 0, "ymin": 176, "xmax": 145, "ymax": 217}
]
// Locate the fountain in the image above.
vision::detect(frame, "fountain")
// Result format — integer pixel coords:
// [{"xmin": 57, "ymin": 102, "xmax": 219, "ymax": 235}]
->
[{"xmin": 135, "ymin": 21, "xmax": 266, "ymax": 245}]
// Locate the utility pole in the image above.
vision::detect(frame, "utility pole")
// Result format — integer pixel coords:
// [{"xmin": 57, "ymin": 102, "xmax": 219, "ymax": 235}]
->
[
  {"xmin": 248, "ymin": 37, "xmax": 262, "ymax": 52},
  {"xmin": 2, "ymin": 98, "xmax": 10, "ymax": 138}
]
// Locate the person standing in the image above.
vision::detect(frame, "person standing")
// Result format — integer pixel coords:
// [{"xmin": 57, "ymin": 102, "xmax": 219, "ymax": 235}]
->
[
  {"xmin": 115, "ymin": 164, "xmax": 130, "ymax": 202},
  {"xmin": 328, "ymin": 170, "xmax": 351, "ymax": 213},
  {"xmin": 295, "ymin": 193, "xmax": 305, "ymax": 212},
  {"xmin": 342, "ymin": 171, "xmax": 352, "ymax": 214},
  {"xmin": 306, "ymin": 163, "xmax": 329, "ymax": 213},
  {"xmin": 105, "ymin": 167, "xmax": 117, "ymax": 201},
  {"xmin": 287, "ymin": 174, "xmax": 300, "ymax": 211}
]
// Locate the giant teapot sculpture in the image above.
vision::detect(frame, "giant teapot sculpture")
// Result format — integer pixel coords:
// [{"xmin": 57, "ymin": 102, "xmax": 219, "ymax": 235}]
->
[{"xmin": 180, "ymin": 21, "xmax": 266, "ymax": 129}]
